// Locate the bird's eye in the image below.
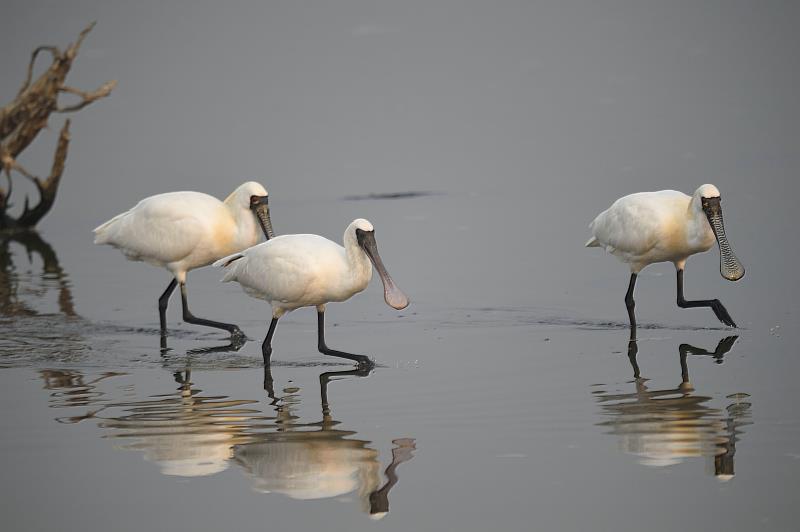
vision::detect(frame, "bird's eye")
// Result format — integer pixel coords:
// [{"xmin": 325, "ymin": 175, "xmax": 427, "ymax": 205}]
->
[{"xmin": 250, "ymin": 195, "xmax": 261, "ymax": 205}]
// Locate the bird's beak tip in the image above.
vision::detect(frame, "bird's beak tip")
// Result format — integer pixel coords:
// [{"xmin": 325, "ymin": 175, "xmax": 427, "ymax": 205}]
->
[
  {"xmin": 724, "ymin": 270, "xmax": 745, "ymax": 282},
  {"xmin": 386, "ymin": 291, "xmax": 409, "ymax": 310}
]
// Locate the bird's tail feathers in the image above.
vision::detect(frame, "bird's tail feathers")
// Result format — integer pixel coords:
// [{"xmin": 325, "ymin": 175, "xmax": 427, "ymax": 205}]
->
[
  {"xmin": 213, "ymin": 253, "xmax": 244, "ymax": 269},
  {"xmin": 213, "ymin": 253, "xmax": 245, "ymax": 283},
  {"xmin": 585, "ymin": 236, "xmax": 600, "ymax": 247},
  {"xmin": 92, "ymin": 211, "xmax": 128, "ymax": 244}
]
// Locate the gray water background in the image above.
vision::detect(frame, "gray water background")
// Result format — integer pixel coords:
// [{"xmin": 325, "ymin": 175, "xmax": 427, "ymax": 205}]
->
[{"xmin": 1, "ymin": 2, "xmax": 799, "ymax": 531}]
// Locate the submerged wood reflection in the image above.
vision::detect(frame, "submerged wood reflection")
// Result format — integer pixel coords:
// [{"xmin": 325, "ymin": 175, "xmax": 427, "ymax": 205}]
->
[{"xmin": 0, "ymin": 231, "xmax": 76, "ymax": 317}]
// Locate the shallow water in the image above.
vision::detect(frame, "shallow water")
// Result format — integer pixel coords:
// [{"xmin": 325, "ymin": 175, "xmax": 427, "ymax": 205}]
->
[
  {"xmin": 2, "ymin": 212, "xmax": 799, "ymax": 531},
  {"xmin": 2, "ymin": 2, "xmax": 800, "ymax": 531}
]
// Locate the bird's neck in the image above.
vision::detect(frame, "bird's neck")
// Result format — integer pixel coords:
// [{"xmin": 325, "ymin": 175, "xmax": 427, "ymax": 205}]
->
[
  {"xmin": 225, "ymin": 199, "xmax": 260, "ymax": 249},
  {"xmin": 685, "ymin": 201, "xmax": 715, "ymax": 252},
  {"xmin": 344, "ymin": 231, "xmax": 372, "ymax": 290}
]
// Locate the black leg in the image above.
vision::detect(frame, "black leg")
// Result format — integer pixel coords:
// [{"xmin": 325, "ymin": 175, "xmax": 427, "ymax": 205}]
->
[
  {"xmin": 158, "ymin": 278, "xmax": 178, "ymax": 332},
  {"xmin": 159, "ymin": 333, "xmax": 169, "ymax": 356},
  {"xmin": 317, "ymin": 310, "xmax": 374, "ymax": 367},
  {"xmin": 179, "ymin": 282, "xmax": 244, "ymax": 337},
  {"xmin": 676, "ymin": 269, "xmax": 737, "ymax": 327},
  {"xmin": 626, "ymin": 339, "xmax": 640, "ymax": 379},
  {"xmin": 262, "ymin": 365, "xmax": 278, "ymax": 405},
  {"xmin": 625, "ymin": 273, "xmax": 638, "ymax": 340},
  {"xmin": 262, "ymin": 317, "xmax": 279, "ymax": 364}
]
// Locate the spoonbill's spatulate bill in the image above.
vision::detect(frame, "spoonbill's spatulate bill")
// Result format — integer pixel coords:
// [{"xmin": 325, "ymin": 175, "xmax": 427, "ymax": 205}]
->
[
  {"xmin": 586, "ymin": 184, "xmax": 744, "ymax": 337},
  {"xmin": 94, "ymin": 181, "xmax": 275, "ymax": 337},
  {"xmin": 214, "ymin": 218, "xmax": 409, "ymax": 366}
]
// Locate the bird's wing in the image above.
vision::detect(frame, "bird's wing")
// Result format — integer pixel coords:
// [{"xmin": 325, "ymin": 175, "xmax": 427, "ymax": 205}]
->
[
  {"xmin": 218, "ymin": 235, "xmax": 340, "ymax": 304},
  {"xmin": 589, "ymin": 195, "xmax": 661, "ymax": 255},
  {"xmin": 95, "ymin": 194, "xmax": 211, "ymax": 264}
]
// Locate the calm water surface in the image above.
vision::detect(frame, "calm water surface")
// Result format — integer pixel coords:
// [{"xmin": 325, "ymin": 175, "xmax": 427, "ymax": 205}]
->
[
  {"xmin": 2, "ymin": 2, "xmax": 800, "ymax": 531},
  {"xmin": 2, "ymin": 190, "xmax": 798, "ymax": 531}
]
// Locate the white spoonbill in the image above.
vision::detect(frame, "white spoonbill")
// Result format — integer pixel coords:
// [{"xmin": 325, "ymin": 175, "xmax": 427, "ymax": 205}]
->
[
  {"xmin": 586, "ymin": 184, "xmax": 744, "ymax": 336},
  {"xmin": 94, "ymin": 181, "xmax": 275, "ymax": 337},
  {"xmin": 214, "ymin": 218, "xmax": 409, "ymax": 366}
]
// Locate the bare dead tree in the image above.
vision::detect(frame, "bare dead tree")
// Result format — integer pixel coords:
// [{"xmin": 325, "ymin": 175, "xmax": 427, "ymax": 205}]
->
[{"xmin": 0, "ymin": 21, "xmax": 116, "ymax": 231}]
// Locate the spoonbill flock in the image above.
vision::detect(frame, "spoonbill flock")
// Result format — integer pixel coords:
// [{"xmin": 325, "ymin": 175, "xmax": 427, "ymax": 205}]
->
[
  {"xmin": 94, "ymin": 181, "xmax": 274, "ymax": 338},
  {"xmin": 586, "ymin": 184, "xmax": 744, "ymax": 338},
  {"xmin": 94, "ymin": 178, "xmax": 744, "ymax": 367}
]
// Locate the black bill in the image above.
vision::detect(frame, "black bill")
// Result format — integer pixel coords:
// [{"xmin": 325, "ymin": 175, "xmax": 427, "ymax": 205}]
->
[
  {"xmin": 357, "ymin": 229, "xmax": 409, "ymax": 310},
  {"xmin": 250, "ymin": 196, "xmax": 275, "ymax": 240},
  {"xmin": 702, "ymin": 197, "xmax": 745, "ymax": 281}
]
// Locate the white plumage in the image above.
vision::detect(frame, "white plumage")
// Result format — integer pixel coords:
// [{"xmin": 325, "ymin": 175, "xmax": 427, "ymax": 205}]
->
[
  {"xmin": 587, "ymin": 184, "xmax": 719, "ymax": 272},
  {"xmin": 586, "ymin": 184, "xmax": 743, "ymax": 332},
  {"xmin": 94, "ymin": 181, "xmax": 274, "ymax": 336},
  {"xmin": 215, "ymin": 218, "xmax": 408, "ymax": 365}
]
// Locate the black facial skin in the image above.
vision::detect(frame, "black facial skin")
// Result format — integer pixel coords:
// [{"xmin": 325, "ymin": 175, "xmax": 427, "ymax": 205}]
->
[
  {"xmin": 355, "ymin": 227, "xmax": 370, "ymax": 247},
  {"xmin": 250, "ymin": 195, "xmax": 268, "ymax": 208},
  {"xmin": 701, "ymin": 196, "xmax": 722, "ymax": 220},
  {"xmin": 356, "ymin": 228, "xmax": 380, "ymax": 266}
]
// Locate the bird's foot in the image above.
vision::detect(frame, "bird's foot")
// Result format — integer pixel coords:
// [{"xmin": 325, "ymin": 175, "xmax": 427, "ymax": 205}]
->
[
  {"xmin": 229, "ymin": 326, "xmax": 246, "ymax": 340},
  {"xmin": 711, "ymin": 300, "xmax": 737, "ymax": 328},
  {"xmin": 356, "ymin": 355, "xmax": 375, "ymax": 369},
  {"xmin": 319, "ymin": 345, "xmax": 374, "ymax": 368}
]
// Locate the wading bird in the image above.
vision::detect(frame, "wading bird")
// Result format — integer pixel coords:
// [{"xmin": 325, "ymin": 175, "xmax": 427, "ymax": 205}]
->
[
  {"xmin": 586, "ymin": 184, "xmax": 744, "ymax": 337},
  {"xmin": 94, "ymin": 181, "xmax": 275, "ymax": 338},
  {"xmin": 214, "ymin": 218, "xmax": 409, "ymax": 366}
]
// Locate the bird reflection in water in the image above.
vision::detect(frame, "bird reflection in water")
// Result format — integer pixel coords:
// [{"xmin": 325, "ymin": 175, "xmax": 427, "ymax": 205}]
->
[
  {"xmin": 235, "ymin": 366, "xmax": 416, "ymax": 519},
  {"xmin": 594, "ymin": 336, "xmax": 752, "ymax": 480},
  {"xmin": 41, "ymin": 368, "xmax": 263, "ymax": 476},
  {"xmin": 100, "ymin": 370, "xmax": 263, "ymax": 477},
  {"xmin": 38, "ymin": 366, "xmax": 416, "ymax": 517}
]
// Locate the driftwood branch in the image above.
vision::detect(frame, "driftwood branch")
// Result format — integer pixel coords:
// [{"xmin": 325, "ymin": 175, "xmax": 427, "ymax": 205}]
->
[
  {"xmin": 15, "ymin": 120, "xmax": 71, "ymax": 227},
  {"xmin": 57, "ymin": 81, "xmax": 117, "ymax": 112},
  {"xmin": 16, "ymin": 46, "xmax": 59, "ymax": 98},
  {"xmin": 0, "ymin": 22, "xmax": 115, "ymax": 231}
]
